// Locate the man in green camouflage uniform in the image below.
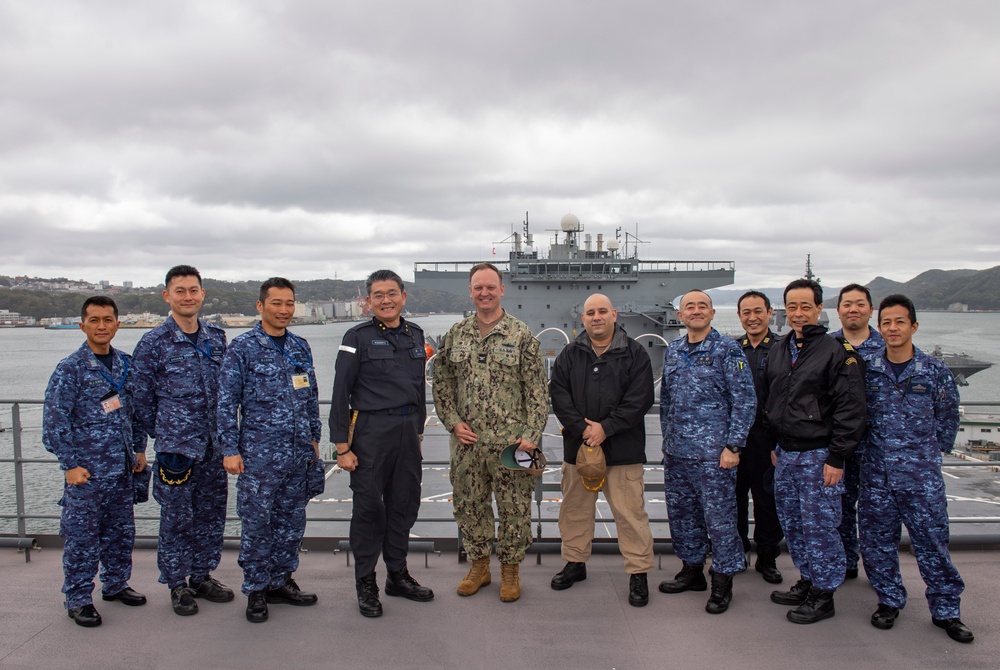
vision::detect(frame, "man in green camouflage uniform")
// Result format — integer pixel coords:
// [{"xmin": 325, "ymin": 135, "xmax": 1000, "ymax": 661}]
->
[{"xmin": 433, "ymin": 262, "xmax": 548, "ymax": 602}]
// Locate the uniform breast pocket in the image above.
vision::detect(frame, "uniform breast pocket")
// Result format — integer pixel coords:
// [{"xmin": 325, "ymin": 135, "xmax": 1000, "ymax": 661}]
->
[
  {"xmin": 251, "ymin": 362, "xmax": 286, "ymax": 402},
  {"xmin": 364, "ymin": 345, "xmax": 395, "ymax": 373},
  {"xmin": 448, "ymin": 348, "xmax": 472, "ymax": 364},
  {"xmin": 493, "ymin": 347, "xmax": 521, "ymax": 376},
  {"xmin": 165, "ymin": 361, "xmax": 198, "ymax": 398}
]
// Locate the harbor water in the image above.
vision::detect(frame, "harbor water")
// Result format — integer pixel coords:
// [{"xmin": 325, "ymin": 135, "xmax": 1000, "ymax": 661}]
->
[{"xmin": 2, "ymin": 310, "xmax": 999, "ymax": 536}]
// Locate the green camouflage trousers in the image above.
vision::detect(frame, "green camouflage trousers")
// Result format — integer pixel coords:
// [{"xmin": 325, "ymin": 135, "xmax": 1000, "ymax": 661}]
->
[{"xmin": 451, "ymin": 438, "xmax": 535, "ymax": 563}]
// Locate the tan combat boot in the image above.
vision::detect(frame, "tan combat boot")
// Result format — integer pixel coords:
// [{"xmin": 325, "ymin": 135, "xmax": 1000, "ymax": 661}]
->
[
  {"xmin": 457, "ymin": 557, "xmax": 491, "ymax": 596},
  {"xmin": 499, "ymin": 563, "xmax": 521, "ymax": 602}
]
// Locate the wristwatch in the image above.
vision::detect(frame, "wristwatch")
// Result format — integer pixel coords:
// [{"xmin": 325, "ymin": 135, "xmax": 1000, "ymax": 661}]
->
[{"xmin": 725, "ymin": 445, "xmax": 741, "ymax": 454}]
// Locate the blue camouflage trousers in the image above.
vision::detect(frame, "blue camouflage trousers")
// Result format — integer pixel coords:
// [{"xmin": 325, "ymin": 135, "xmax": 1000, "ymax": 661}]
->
[
  {"xmin": 774, "ymin": 447, "xmax": 845, "ymax": 591},
  {"xmin": 859, "ymin": 472, "xmax": 964, "ymax": 619},
  {"xmin": 152, "ymin": 441, "xmax": 228, "ymax": 589},
  {"xmin": 663, "ymin": 453, "xmax": 746, "ymax": 576},
  {"xmin": 837, "ymin": 452, "xmax": 862, "ymax": 571},
  {"xmin": 236, "ymin": 461, "xmax": 308, "ymax": 595},
  {"xmin": 59, "ymin": 471, "xmax": 135, "ymax": 608}
]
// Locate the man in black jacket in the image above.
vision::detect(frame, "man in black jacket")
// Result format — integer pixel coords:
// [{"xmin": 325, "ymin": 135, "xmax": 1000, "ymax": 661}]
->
[
  {"xmin": 549, "ymin": 294, "xmax": 655, "ymax": 607},
  {"xmin": 763, "ymin": 279, "xmax": 866, "ymax": 625},
  {"xmin": 736, "ymin": 291, "xmax": 783, "ymax": 584}
]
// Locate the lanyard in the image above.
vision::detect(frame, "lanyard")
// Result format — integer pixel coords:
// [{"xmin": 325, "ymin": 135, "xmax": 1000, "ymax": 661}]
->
[
  {"xmin": 265, "ymin": 332, "xmax": 313, "ymax": 372},
  {"xmin": 187, "ymin": 338, "xmax": 218, "ymax": 363},
  {"xmin": 97, "ymin": 352, "xmax": 129, "ymax": 394}
]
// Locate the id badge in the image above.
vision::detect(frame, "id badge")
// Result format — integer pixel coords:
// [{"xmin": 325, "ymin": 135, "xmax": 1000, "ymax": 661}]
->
[
  {"xmin": 100, "ymin": 391, "xmax": 122, "ymax": 414},
  {"xmin": 292, "ymin": 374, "xmax": 311, "ymax": 389}
]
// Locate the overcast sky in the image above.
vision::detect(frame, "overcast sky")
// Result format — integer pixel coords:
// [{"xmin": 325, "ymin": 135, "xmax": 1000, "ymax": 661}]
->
[{"xmin": 2, "ymin": 0, "xmax": 999, "ymax": 291}]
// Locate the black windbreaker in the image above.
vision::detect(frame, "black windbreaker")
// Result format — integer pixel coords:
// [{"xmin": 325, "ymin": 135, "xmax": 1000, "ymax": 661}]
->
[
  {"xmin": 761, "ymin": 323, "xmax": 867, "ymax": 468},
  {"xmin": 549, "ymin": 325, "xmax": 655, "ymax": 465}
]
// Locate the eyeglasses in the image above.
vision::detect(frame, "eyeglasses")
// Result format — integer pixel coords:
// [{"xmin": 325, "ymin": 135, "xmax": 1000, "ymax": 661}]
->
[{"xmin": 371, "ymin": 291, "xmax": 401, "ymax": 301}]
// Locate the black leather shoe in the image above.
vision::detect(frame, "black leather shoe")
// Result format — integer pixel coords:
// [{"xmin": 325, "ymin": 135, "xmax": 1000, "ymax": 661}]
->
[
  {"xmin": 170, "ymin": 585, "xmax": 198, "ymax": 616},
  {"xmin": 386, "ymin": 567, "xmax": 434, "ymax": 602},
  {"xmin": 67, "ymin": 604, "xmax": 102, "ymax": 628},
  {"xmin": 102, "ymin": 587, "xmax": 147, "ymax": 606},
  {"xmin": 933, "ymin": 617, "xmax": 974, "ymax": 643},
  {"xmin": 246, "ymin": 591, "xmax": 268, "ymax": 623},
  {"xmin": 871, "ymin": 604, "xmax": 900, "ymax": 630},
  {"xmin": 787, "ymin": 586, "xmax": 835, "ymax": 624},
  {"xmin": 267, "ymin": 575, "xmax": 318, "ymax": 606},
  {"xmin": 191, "ymin": 576, "xmax": 235, "ymax": 603},
  {"xmin": 705, "ymin": 572, "xmax": 733, "ymax": 614},
  {"xmin": 754, "ymin": 545, "xmax": 783, "ymax": 584},
  {"xmin": 770, "ymin": 578, "xmax": 812, "ymax": 605},
  {"xmin": 551, "ymin": 562, "xmax": 587, "ymax": 591},
  {"xmin": 658, "ymin": 563, "xmax": 707, "ymax": 594},
  {"xmin": 845, "ymin": 567, "xmax": 859, "ymax": 579},
  {"xmin": 356, "ymin": 574, "xmax": 383, "ymax": 618},
  {"xmin": 628, "ymin": 573, "xmax": 649, "ymax": 607}
]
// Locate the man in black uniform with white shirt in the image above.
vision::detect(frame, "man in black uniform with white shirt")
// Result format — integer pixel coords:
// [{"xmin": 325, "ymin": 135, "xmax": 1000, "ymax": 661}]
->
[{"xmin": 330, "ymin": 269, "xmax": 433, "ymax": 618}]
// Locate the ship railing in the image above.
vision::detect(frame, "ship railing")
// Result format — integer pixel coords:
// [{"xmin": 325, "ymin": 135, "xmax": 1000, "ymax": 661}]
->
[{"xmin": 4, "ymin": 399, "xmax": 1000, "ymax": 556}]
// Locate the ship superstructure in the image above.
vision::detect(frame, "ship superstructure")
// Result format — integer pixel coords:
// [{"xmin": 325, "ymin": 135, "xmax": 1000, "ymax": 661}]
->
[{"xmin": 414, "ymin": 213, "xmax": 735, "ymax": 371}]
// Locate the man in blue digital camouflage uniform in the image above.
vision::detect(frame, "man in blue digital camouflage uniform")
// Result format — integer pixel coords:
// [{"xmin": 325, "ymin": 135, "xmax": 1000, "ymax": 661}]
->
[
  {"xmin": 132, "ymin": 265, "xmax": 233, "ymax": 616},
  {"xmin": 331, "ymin": 269, "xmax": 433, "ymax": 618},
  {"xmin": 764, "ymin": 278, "xmax": 866, "ymax": 625},
  {"xmin": 218, "ymin": 277, "xmax": 321, "ymax": 623},
  {"xmin": 658, "ymin": 290, "xmax": 755, "ymax": 615},
  {"xmin": 830, "ymin": 283, "xmax": 884, "ymax": 581},
  {"xmin": 44, "ymin": 296, "xmax": 148, "ymax": 627},
  {"xmin": 860, "ymin": 294, "xmax": 973, "ymax": 643}
]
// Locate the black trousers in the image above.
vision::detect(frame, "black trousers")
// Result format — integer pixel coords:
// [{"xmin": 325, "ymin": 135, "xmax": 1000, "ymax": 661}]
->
[
  {"xmin": 348, "ymin": 411, "xmax": 423, "ymax": 579},
  {"xmin": 736, "ymin": 448, "xmax": 784, "ymax": 552}
]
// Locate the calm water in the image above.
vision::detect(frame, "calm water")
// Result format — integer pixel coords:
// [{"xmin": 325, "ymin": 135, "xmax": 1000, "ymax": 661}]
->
[
  {"xmin": 0, "ymin": 314, "xmax": 465, "ymax": 534},
  {"xmin": 2, "ymin": 311, "xmax": 998, "ymax": 534}
]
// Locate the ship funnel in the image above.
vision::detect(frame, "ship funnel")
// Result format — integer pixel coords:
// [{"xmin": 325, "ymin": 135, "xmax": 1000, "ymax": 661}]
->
[
  {"xmin": 597, "ymin": 234, "xmax": 604, "ymax": 252},
  {"xmin": 584, "ymin": 234, "xmax": 592, "ymax": 251},
  {"xmin": 513, "ymin": 232, "xmax": 522, "ymax": 253}
]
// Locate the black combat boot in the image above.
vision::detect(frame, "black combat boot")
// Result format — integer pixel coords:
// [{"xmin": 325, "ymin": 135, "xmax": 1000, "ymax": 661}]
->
[
  {"xmin": 786, "ymin": 586, "xmax": 835, "ymax": 624},
  {"xmin": 770, "ymin": 577, "xmax": 811, "ymax": 605},
  {"xmin": 356, "ymin": 573, "xmax": 383, "ymax": 618},
  {"xmin": 754, "ymin": 544, "xmax": 783, "ymax": 584},
  {"xmin": 386, "ymin": 567, "xmax": 435, "ymax": 601},
  {"xmin": 705, "ymin": 572, "xmax": 733, "ymax": 614},
  {"xmin": 658, "ymin": 562, "xmax": 707, "ymax": 594},
  {"xmin": 628, "ymin": 573, "xmax": 649, "ymax": 607},
  {"xmin": 551, "ymin": 562, "xmax": 587, "ymax": 591}
]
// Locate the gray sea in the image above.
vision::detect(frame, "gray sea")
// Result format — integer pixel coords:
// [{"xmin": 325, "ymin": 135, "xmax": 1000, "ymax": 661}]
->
[{"xmin": 2, "ymin": 311, "xmax": 998, "ymax": 535}]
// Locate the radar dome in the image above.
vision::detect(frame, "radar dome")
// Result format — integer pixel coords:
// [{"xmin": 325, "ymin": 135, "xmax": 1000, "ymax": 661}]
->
[
  {"xmin": 560, "ymin": 213, "xmax": 581, "ymax": 232},
  {"xmin": 607, "ymin": 239, "xmax": 620, "ymax": 251}
]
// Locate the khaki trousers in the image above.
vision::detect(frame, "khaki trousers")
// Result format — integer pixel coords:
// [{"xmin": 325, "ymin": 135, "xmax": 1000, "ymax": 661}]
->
[{"xmin": 558, "ymin": 462, "xmax": 654, "ymax": 574}]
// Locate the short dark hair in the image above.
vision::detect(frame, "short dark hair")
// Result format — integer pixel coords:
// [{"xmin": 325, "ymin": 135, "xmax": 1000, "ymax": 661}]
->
[
  {"xmin": 680, "ymin": 289, "xmax": 713, "ymax": 308},
  {"xmin": 259, "ymin": 277, "xmax": 296, "ymax": 303},
  {"xmin": 469, "ymin": 262, "xmax": 503, "ymax": 284},
  {"xmin": 81, "ymin": 296, "xmax": 118, "ymax": 320},
  {"xmin": 783, "ymin": 278, "xmax": 822, "ymax": 306},
  {"xmin": 737, "ymin": 290, "xmax": 771, "ymax": 312},
  {"xmin": 878, "ymin": 294, "xmax": 917, "ymax": 325},
  {"xmin": 366, "ymin": 269, "xmax": 404, "ymax": 295},
  {"xmin": 165, "ymin": 265, "xmax": 202, "ymax": 288},
  {"xmin": 837, "ymin": 283, "xmax": 872, "ymax": 307}
]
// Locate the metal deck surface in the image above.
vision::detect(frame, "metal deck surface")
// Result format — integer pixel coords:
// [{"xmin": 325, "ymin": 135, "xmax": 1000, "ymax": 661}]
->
[{"xmin": 3, "ymin": 543, "xmax": 998, "ymax": 670}]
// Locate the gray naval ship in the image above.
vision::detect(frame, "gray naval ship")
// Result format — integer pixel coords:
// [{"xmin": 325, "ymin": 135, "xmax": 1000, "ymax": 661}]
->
[{"xmin": 414, "ymin": 212, "xmax": 735, "ymax": 370}]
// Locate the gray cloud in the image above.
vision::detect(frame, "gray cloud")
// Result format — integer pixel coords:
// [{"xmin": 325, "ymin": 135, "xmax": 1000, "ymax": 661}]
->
[{"xmin": 1, "ymin": 0, "xmax": 998, "ymax": 289}]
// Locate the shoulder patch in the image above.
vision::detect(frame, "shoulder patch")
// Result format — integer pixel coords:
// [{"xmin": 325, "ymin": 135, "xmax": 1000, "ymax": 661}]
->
[{"xmin": 845, "ymin": 356, "xmax": 858, "ymax": 366}]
